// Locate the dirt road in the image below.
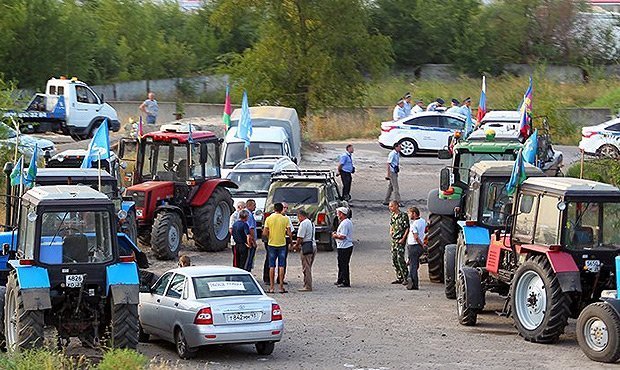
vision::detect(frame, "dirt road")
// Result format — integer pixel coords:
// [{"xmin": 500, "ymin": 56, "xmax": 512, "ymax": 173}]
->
[{"xmin": 109, "ymin": 140, "xmax": 612, "ymax": 370}]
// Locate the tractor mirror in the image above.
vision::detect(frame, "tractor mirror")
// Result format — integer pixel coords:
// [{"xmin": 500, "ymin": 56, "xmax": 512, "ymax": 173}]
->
[
  {"xmin": 438, "ymin": 149, "xmax": 452, "ymax": 160},
  {"xmin": 439, "ymin": 167, "xmax": 451, "ymax": 191},
  {"xmin": 1, "ymin": 243, "xmax": 9, "ymax": 256}
]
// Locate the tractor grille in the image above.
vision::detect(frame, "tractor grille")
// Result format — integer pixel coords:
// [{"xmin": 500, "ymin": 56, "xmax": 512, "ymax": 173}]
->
[{"xmin": 131, "ymin": 191, "xmax": 145, "ymax": 208}]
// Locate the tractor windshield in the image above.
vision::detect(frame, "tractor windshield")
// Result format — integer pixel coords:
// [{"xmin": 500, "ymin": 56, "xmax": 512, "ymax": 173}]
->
[
  {"xmin": 563, "ymin": 201, "xmax": 620, "ymax": 249},
  {"xmin": 142, "ymin": 143, "xmax": 191, "ymax": 182},
  {"xmin": 479, "ymin": 180, "xmax": 512, "ymax": 227},
  {"xmin": 456, "ymin": 152, "xmax": 516, "ymax": 184},
  {"xmin": 38, "ymin": 210, "xmax": 114, "ymax": 264}
]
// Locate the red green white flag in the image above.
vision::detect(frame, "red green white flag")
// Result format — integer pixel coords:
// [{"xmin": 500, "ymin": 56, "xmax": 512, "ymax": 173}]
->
[{"xmin": 223, "ymin": 84, "xmax": 232, "ymax": 128}]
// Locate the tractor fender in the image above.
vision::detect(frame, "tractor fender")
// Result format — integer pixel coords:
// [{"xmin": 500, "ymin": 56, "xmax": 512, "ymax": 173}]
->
[
  {"xmin": 189, "ymin": 179, "xmax": 237, "ymax": 208},
  {"xmin": 461, "ymin": 266, "xmax": 485, "ymax": 310},
  {"xmin": 154, "ymin": 205, "xmax": 187, "ymax": 233},
  {"xmin": 117, "ymin": 232, "xmax": 149, "ymax": 269},
  {"xmin": 600, "ymin": 298, "xmax": 620, "ymax": 318},
  {"xmin": 7, "ymin": 262, "xmax": 52, "ymax": 310},
  {"xmin": 519, "ymin": 245, "xmax": 582, "ymax": 293},
  {"xmin": 110, "ymin": 284, "xmax": 139, "ymax": 305},
  {"xmin": 427, "ymin": 189, "xmax": 460, "ymax": 215},
  {"xmin": 457, "ymin": 223, "xmax": 491, "ymax": 266},
  {"xmin": 121, "ymin": 200, "xmax": 136, "ymax": 213},
  {"xmin": 106, "ymin": 262, "xmax": 139, "ymax": 297}
]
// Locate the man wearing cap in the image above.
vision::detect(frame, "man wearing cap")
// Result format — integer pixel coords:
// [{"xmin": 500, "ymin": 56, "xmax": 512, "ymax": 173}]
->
[
  {"xmin": 393, "ymin": 99, "xmax": 406, "ymax": 121},
  {"xmin": 426, "ymin": 98, "xmax": 445, "ymax": 112},
  {"xmin": 446, "ymin": 98, "xmax": 461, "ymax": 114},
  {"xmin": 388, "ymin": 200, "xmax": 409, "ymax": 285},
  {"xmin": 332, "ymin": 207, "xmax": 354, "ymax": 287},
  {"xmin": 402, "ymin": 93, "xmax": 413, "ymax": 116},
  {"xmin": 337, "ymin": 144, "xmax": 355, "ymax": 201},
  {"xmin": 459, "ymin": 97, "xmax": 472, "ymax": 117},
  {"xmin": 411, "ymin": 99, "xmax": 424, "ymax": 114},
  {"xmin": 384, "ymin": 143, "xmax": 401, "ymax": 206}
]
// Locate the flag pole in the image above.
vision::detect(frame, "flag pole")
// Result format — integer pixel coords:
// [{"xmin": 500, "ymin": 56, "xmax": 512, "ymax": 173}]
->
[
  {"xmin": 98, "ymin": 152, "xmax": 102, "ymax": 192},
  {"xmin": 580, "ymin": 149, "xmax": 584, "ymax": 179},
  {"xmin": 12, "ymin": 117, "xmax": 19, "ymax": 163}
]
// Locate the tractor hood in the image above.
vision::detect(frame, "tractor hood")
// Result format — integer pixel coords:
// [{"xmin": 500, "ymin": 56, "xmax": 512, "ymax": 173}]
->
[{"xmin": 125, "ymin": 181, "xmax": 175, "ymax": 221}]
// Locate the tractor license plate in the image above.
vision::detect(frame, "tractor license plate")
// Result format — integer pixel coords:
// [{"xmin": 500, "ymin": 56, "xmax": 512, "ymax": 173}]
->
[
  {"xmin": 225, "ymin": 312, "xmax": 261, "ymax": 323},
  {"xmin": 585, "ymin": 260, "xmax": 601, "ymax": 273},
  {"xmin": 65, "ymin": 274, "xmax": 84, "ymax": 288}
]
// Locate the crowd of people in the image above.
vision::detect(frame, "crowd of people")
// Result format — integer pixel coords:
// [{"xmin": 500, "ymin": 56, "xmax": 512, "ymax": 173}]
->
[{"xmin": 392, "ymin": 91, "xmax": 473, "ymax": 121}]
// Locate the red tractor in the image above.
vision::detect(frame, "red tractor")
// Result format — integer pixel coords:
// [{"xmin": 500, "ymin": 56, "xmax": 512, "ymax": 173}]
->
[{"xmin": 119, "ymin": 124, "xmax": 236, "ymax": 260}]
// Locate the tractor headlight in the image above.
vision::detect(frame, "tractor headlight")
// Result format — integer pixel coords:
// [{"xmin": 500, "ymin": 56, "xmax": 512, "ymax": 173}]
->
[{"xmin": 117, "ymin": 210, "xmax": 128, "ymax": 220}]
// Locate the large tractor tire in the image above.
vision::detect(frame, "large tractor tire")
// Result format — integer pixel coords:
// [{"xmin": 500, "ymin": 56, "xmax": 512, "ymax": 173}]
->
[
  {"xmin": 576, "ymin": 302, "xmax": 620, "ymax": 363},
  {"xmin": 151, "ymin": 211, "xmax": 183, "ymax": 260},
  {"xmin": 427, "ymin": 214, "xmax": 457, "ymax": 283},
  {"xmin": 193, "ymin": 187, "xmax": 233, "ymax": 252},
  {"xmin": 444, "ymin": 244, "xmax": 457, "ymax": 299},
  {"xmin": 456, "ymin": 270, "xmax": 478, "ymax": 326},
  {"xmin": 510, "ymin": 255, "xmax": 570, "ymax": 343},
  {"xmin": 138, "ymin": 233, "xmax": 151, "ymax": 247},
  {"xmin": 125, "ymin": 209, "xmax": 138, "ymax": 245},
  {"xmin": 110, "ymin": 297, "xmax": 139, "ymax": 350},
  {"xmin": 5, "ymin": 272, "xmax": 44, "ymax": 352}
]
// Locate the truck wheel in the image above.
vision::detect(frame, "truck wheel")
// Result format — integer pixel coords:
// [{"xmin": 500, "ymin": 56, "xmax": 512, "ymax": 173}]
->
[
  {"xmin": 444, "ymin": 244, "xmax": 457, "ymax": 299},
  {"xmin": 427, "ymin": 214, "xmax": 457, "ymax": 283},
  {"xmin": 510, "ymin": 255, "xmax": 570, "ymax": 343},
  {"xmin": 193, "ymin": 187, "xmax": 233, "ymax": 252},
  {"xmin": 110, "ymin": 299, "xmax": 139, "ymax": 350},
  {"xmin": 126, "ymin": 209, "xmax": 138, "ymax": 245},
  {"xmin": 5, "ymin": 272, "xmax": 44, "ymax": 352},
  {"xmin": 151, "ymin": 211, "xmax": 182, "ymax": 260},
  {"xmin": 577, "ymin": 302, "xmax": 620, "ymax": 363},
  {"xmin": 456, "ymin": 270, "xmax": 478, "ymax": 326}
]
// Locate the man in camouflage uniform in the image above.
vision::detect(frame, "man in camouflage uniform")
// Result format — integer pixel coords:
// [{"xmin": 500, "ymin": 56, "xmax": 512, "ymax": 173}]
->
[{"xmin": 388, "ymin": 200, "xmax": 409, "ymax": 284}]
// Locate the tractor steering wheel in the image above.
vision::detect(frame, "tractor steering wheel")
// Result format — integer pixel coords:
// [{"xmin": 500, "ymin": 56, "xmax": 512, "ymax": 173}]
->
[{"xmin": 163, "ymin": 161, "xmax": 177, "ymax": 172}]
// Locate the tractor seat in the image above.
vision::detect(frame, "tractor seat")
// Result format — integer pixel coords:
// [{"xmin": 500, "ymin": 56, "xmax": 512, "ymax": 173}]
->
[
  {"xmin": 572, "ymin": 226, "xmax": 594, "ymax": 246},
  {"xmin": 155, "ymin": 171, "xmax": 175, "ymax": 181},
  {"xmin": 63, "ymin": 234, "xmax": 89, "ymax": 263},
  {"xmin": 176, "ymin": 159, "xmax": 188, "ymax": 180}
]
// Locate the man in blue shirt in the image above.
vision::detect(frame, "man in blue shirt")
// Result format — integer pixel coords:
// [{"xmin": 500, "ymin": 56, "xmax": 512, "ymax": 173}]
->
[
  {"xmin": 384, "ymin": 143, "xmax": 402, "ymax": 205},
  {"xmin": 337, "ymin": 144, "xmax": 355, "ymax": 200},
  {"xmin": 459, "ymin": 97, "xmax": 472, "ymax": 117},
  {"xmin": 393, "ymin": 100, "xmax": 406, "ymax": 121},
  {"xmin": 232, "ymin": 210, "xmax": 251, "ymax": 269},
  {"xmin": 446, "ymin": 98, "xmax": 461, "ymax": 114},
  {"xmin": 244, "ymin": 200, "xmax": 258, "ymax": 272},
  {"xmin": 402, "ymin": 93, "xmax": 413, "ymax": 116}
]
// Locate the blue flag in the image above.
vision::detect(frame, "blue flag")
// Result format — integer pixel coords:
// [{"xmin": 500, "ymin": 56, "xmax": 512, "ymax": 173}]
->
[
  {"xmin": 25, "ymin": 144, "xmax": 38, "ymax": 186},
  {"xmin": 522, "ymin": 129, "xmax": 538, "ymax": 165},
  {"xmin": 235, "ymin": 90, "xmax": 252, "ymax": 149},
  {"xmin": 81, "ymin": 119, "xmax": 110, "ymax": 168},
  {"xmin": 506, "ymin": 149, "xmax": 527, "ymax": 196},
  {"xmin": 463, "ymin": 107, "xmax": 474, "ymax": 137},
  {"xmin": 10, "ymin": 156, "xmax": 23, "ymax": 186}
]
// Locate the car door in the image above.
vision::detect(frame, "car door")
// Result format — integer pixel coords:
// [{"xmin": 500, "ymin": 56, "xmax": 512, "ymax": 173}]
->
[
  {"xmin": 140, "ymin": 272, "xmax": 173, "ymax": 337},
  {"xmin": 158, "ymin": 273, "xmax": 187, "ymax": 342},
  {"xmin": 72, "ymin": 85, "xmax": 101, "ymax": 129},
  {"xmin": 404, "ymin": 115, "xmax": 440, "ymax": 150}
]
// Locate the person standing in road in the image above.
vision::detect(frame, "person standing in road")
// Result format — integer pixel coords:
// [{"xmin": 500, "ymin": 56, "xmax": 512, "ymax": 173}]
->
[
  {"xmin": 389, "ymin": 201, "xmax": 409, "ymax": 285},
  {"xmin": 384, "ymin": 143, "xmax": 401, "ymax": 205},
  {"xmin": 263, "ymin": 202, "xmax": 292, "ymax": 294},
  {"xmin": 393, "ymin": 99, "xmax": 406, "ymax": 121},
  {"xmin": 232, "ymin": 210, "xmax": 251, "ymax": 268},
  {"xmin": 294, "ymin": 209, "xmax": 316, "ymax": 292},
  {"xmin": 244, "ymin": 199, "xmax": 258, "ymax": 272},
  {"xmin": 411, "ymin": 99, "xmax": 424, "ymax": 114},
  {"xmin": 333, "ymin": 207, "xmax": 353, "ymax": 287},
  {"xmin": 139, "ymin": 92, "xmax": 159, "ymax": 125},
  {"xmin": 406, "ymin": 207, "xmax": 426, "ymax": 290},
  {"xmin": 338, "ymin": 144, "xmax": 355, "ymax": 201}
]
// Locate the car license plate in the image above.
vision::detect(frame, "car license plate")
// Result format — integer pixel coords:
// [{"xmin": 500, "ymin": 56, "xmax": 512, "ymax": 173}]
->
[
  {"xmin": 65, "ymin": 274, "xmax": 84, "ymax": 288},
  {"xmin": 225, "ymin": 312, "xmax": 261, "ymax": 323},
  {"xmin": 585, "ymin": 260, "xmax": 601, "ymax": 273}
]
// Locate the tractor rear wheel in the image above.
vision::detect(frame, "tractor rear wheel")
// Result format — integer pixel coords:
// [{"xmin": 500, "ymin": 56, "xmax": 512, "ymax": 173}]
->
[
  {"xmin": 110, "ymin": 298, "xmax": 139, "ymax": 350},
  {"xmin": 577, "ymin": 302, "xmax": 620, "ymax": 363},
  {"xmin": 427, "ymin": 214, "xmax": 457, "ymax": 283},
  {"xmin": 444, "ymin": 244, "xmax": 457, "ymax": 299},
  {"xmin": 151, "ymin": 211, "xmax": 182, "ymax": 260},
  {"xmin": 456, "ymin": 270, "xmax": 478, "ymax": 326},
  {"xmin": 510, "ymin": 255, "xmax": 570, "ymax": 343},
  {"xmin": 5, "ymin": 272, "xmax": 44, "ymax": 352},
  {"xmin": 193, "ymin": 187, "xmax": 233, "ymax": 252},
  {"xmin": 138, "ymin": 232, "xmax": 151, "ymax": 247}
]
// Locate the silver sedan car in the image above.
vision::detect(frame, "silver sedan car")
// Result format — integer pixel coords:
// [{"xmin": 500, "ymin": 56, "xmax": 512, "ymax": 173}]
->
[{"xmin": 138, "ymin": 265, "xmax": 284, "ymax": 359}]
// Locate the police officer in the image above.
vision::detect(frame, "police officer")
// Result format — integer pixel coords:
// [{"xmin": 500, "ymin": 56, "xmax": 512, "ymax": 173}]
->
[
  {"xmin": 393, "ymin": 99, "xmax": 406, "ymax": 121},
  {"xmin": 388, "ymin": 201, "xmax": 409, "ymax": 285},
  {"xmin": 459, "ymin": 97, "xmax": 472, "ymax": 116},
  {"xmin": 446, "ymin": 98, "xmax": 461, "ymax": 114},
  {"xmin": 426, "ymin": 98, "xmax": 445, "ymax": 112},
  {"xmin": 337, "ymin": 144, "xmax": 355, "ymax": 201},
  {"xmin": 411, "ymin": 99, "xmax": 424, "ymax": 114},
  {"xmin": 384, "ymin": 143, "xmax": 401, "ymax": 205},
  {"xmin": 403, "ymin": 92, "xmax": 413, "ymax": 116}
]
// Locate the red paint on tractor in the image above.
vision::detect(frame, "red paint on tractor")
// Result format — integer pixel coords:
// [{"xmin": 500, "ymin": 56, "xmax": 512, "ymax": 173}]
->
[
  {"xmin": 189, "ymin": 179, "xmax": 238, "ymax": 207},
  {"xmin": 127, "ymin": 181, "xmax": 174, "ymax": 221},
  {"xmin": 518, "ymin": 244, "xmax": 579, "ymax": 273}
]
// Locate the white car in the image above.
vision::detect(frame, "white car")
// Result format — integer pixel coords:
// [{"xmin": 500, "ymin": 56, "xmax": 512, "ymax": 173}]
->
[
  {"xmin": 478, "ymin": 110, "xmax": 521, "ymax": 133},
  {"xmin": 0, "ymin": 122, "xmax": 55, "ymax": 156},
  {"xmin": 226, "ymin": 156, "xmax": 299, "ymax": 231},
  {"xmin": 139, "ymin": 266, "xmax": 284, "ymax": 359},
  {"xmin": 579, "ymin": 117, "xmax": 620, "ymax": 158},
  {"xmin": 378, "ymin": 111, "xmax": 465, "ymax": 156}
]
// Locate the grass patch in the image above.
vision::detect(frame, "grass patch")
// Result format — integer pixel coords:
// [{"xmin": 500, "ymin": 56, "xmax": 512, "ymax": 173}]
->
[
  {"xmin": 566, "ymin": 159, "xmax": 620, "ymax": 186},
  {"xmin": 306, "ymin": 108, "xmax": 384, "ymax": 142},
  {"xmin": 0, "ymin": 348, "xmax": 151, "ymax": 370}
]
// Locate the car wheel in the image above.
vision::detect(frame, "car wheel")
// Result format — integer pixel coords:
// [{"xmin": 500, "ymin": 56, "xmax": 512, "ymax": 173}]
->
[
  {"xmin": 256, "ymin": 341, "xmax": 275, "ymax": 355},
  {"xmin": 597, "ymin": 144, "xmax": 620, "ymax": 159},
  {"xmin": 398, "ymin": 139, "xmax": 417, "ymax": 157},
  {"xmin": 175, "ymin": 328, "xmax": 197, "ymax": 359}
]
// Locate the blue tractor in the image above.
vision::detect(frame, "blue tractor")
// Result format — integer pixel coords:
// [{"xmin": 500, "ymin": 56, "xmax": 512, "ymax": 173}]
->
[{"xmin": 0, "ymin": 185, "xmax": 148, "ymax": 351}]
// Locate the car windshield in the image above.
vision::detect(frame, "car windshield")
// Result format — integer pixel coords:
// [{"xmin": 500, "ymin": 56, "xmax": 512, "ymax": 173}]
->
[
  {"xmin": 479, "ymin": 180, "xmax": 512, "ymax": 227},
  {"xmin": 273, "ymin": 187, "xmax": 319, "ymax": 205},
  {"xmin": 457, "ymin": 152, "xmax": 516, "ymax": 184},
  {"xmin": 563, "ymin": 201, "xmax": 620, "ymax": 249},
  {"xmin": 193, "ymin": 274, "xmax": 262, "ymax": 298},
  {"xmin": 39, "ymin": 210, "xmax": 114, "ymax": 264},
  {"xmin": 228, "ymin": 172, "xmax": 271, "ymax": 194},
  {"xmin": 224, "ymin": 142, "xmax": 283, "ymax": 168}
]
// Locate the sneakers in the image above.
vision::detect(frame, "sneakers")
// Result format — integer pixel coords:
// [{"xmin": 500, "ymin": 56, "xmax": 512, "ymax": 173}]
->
[
  {"xmin": 298, "ymin": 287, "xmax": 312, "ymax": 292},
  {"xmin": 391, "ymin": 279, "xmax": 403, "ymax": 284}
]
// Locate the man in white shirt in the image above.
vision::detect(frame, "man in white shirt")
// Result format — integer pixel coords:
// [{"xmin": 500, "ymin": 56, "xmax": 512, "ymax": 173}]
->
[
  {"xmin": 393, "ymin": 99, "xmax": 406, "ymax": 121},
  {"xmin": 426, "ymin": 98, "xmax": 445, "ymax": 112},
  {"xmin": 294, "ymin": 210, "xmax": 316, "ymax": 292},
  {"xmin": 411, "ymin": 99, "xmax": 424, "ymax": 114},
  {"xmin": 406, "ymin": 206, "xmax": 427, "ymax": 290},
  {"xmin": 446, "ymin": 98, "xmax": 462, "ymax": 114},
  {"xmin": 384, "ymin": 143, "xmax": 401, "ymax": 205},
  {"xmin": 332, "ymin": 207, "xmax": 353, "ymax": 287}
]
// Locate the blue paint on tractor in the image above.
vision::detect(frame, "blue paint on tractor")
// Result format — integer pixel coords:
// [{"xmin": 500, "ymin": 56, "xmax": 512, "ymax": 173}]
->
[
  {"xmin": 461, "ymin": 225, "xmax": 490, "ymax": 245},
  {"xmin": 121, "ymin": 200, "xmax": 135, "ymax": 213},
  {"xmin": 9, "ymin": 262, "xmax": 51, "ymax": 289},
  {"xmin": 106, "ymin": 262, "xmax": 139, "ymax": 294}
]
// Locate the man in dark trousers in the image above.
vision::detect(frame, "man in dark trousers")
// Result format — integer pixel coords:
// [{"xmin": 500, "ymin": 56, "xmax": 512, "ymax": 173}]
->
[
  {"xmin": 337, "ymin": 144, "xmax": 355, "ymax": 201},
  {"xmin": 333, "ymin": 207, "xmax": 354, "ymax": 287},
  {"xmin": 231, "ymin": 210, "xmax": 251, "ymax": 269}
]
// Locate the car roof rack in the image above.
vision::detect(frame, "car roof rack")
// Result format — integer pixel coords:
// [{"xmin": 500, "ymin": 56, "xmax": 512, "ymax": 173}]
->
[{"xmin": 271, "ymin": 169, "xmax": 335, "ymax": 181}]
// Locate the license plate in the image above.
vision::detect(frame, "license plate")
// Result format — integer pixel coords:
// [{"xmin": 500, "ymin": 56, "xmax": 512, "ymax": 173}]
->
[
  {"xmin": 585, "ymin": 260, "xmax": 601, "ymax": 273},
  {"xmin": 225, "ymin": 312, "xmax": 261, "ymax": 323},
  {"xmin": 65, "ymin": 274, "xmax": 84, "ymax": 288}
]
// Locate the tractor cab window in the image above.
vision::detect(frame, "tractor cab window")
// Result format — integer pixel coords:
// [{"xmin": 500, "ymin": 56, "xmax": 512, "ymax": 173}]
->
[
  {"xmin": 456, "ymin": 152, "xmax": 516, "ymax": 184},
  {"xmin": 143, "ymin": 143, "xmax": 191, "ymax": 182},
  {"xmin": 514, "ymin": 193, "xmax": 538, "ymax": 243},
  {"xmin": 479, "ymin": 180, "xmax": 512, "ymax": 227},
  {"xmin": 20, "ymin": 205, "xmax": 37, "ymax": 260},
  {"xmin": 38, "ymin": 210, "xmax": 113, "ymax": 264},
  {"xmin": 205, "ymin": 142, "xmax": 219, "ymax": 178},
  {"xmin": 534, "ymin": 195, "xmax": 560, "ymax": 245},
  {"xmin": 563, "ymin": 201, "xmax": 620, "ymax": 249}
]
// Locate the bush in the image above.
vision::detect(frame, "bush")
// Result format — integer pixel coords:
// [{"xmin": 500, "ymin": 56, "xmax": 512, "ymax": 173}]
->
[
  {"xmin": 0, "ymin": 350, "xmax": 87, "ymax": 370},
  {"xmin": 97, "ymin": 349, "xmax": 148, "ymax": 370},
  {"xmin": 566, "ymin": 159, "xmax": 620, "ymax": 186}
]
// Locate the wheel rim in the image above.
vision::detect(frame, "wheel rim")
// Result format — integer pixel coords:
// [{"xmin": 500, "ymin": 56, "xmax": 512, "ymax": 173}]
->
[
  {"xmin": 400, "ymin": 140, "xmax": 415, "ymax": 156},
  {"xmin": 601, "ymin": 145, "xmax": 619, "ymax": 159},
  {"xmin": 583, "ymin": 316, "xmax": 609, "ymax": 352},
  {"xmin": 176, "ymin": 331, "xmax": 186, "ymax": 355},
  {"xmin": 6, "ymin": 289, "xmax": 16, "ymax": 350},
  {"xmin": 456, "ymin": 239, "xmax": 466, "ymax": 271},
  {"xmin": 514, "ymin": 270, "xmax": 547, "ymax": 330},
  {"xmin": 214, "ymin": 201, "xmax": 231, "ymax": 240},
  {"xmin": 168, "ymin": 224, "xmax": 180, "ymax": 252}
]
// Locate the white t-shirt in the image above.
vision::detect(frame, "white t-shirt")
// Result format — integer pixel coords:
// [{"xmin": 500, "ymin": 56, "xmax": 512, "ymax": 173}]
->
[
  {"xmin": 407, "ymin": 218, "xmax": 427, "ymax": 245},
  {"xmin": 336, "ymin": 218, "xmax": 354, "ymax": 249},
  {"xmin": 297, "ymin": 218, "xmax": 315, "ymax": 243}
]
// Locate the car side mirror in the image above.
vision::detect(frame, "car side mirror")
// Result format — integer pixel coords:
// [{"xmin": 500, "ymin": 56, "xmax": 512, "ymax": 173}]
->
[
  {"xmin": 139, "ymin": 284, "xmax": 152, "ymax": 293},
  {"xmin": 438, "ymin": 149, "xmax": 452, "ymax": 160},
  {"xmin": 439, "ymin": 167, "xmax": 451, "ymax": 192}
]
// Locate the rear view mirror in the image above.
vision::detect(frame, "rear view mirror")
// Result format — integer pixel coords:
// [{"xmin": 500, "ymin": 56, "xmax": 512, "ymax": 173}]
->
[
  {"xmin": 439, "ymin": 167, "xmax": 451, "ymax": 192},
  {"xmin": 438, "ymin": 149, "xmax": 452, "ymax": 160}
]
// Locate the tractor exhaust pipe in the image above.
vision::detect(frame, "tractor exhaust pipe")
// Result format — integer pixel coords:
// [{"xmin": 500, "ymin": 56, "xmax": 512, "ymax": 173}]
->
[{"xmin": 3, "ymin": 162, "xmax": 13, "ymax": 231}]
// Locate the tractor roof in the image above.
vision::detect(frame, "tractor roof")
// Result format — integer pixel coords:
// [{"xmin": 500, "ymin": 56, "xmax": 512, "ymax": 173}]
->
[
  {"xmin": 455, "ymin": 139, "xmax": 522, "ymax": 153},
  {"xmin": 522, "ymin": 177, "xmax": 620, "ymax": 197},
  {"xmin": 471, "ymin": 160, "xmax": 544, "ymax": 178},
  {"xmin": 36, "ymin": 168, "xmax": 116, "ymax": 182},
  {"xmin": 143, "ymin": 130, "xmax": 216, "ymax": 144},
  {"xmin": 23, "ymin": 185, "xmax": 110, "ymax": 206}
]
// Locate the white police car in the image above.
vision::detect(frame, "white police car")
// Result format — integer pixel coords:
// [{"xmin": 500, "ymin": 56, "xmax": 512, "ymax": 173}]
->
[
  {"xmin": 579, "ymin": 117, "xmax": 620, "ymax": 158},
  {"xmin": 378, "ymin": 111, "xmax": 465, "ymax": 157}
]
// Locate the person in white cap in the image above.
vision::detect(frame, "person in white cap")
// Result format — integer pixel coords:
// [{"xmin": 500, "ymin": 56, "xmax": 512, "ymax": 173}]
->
[
  {"xmin": 392, "ymin": 99, "xmax": 406, "ymax": 121},
  {"xmin": 332, "ymin": 207, "xmax": 353, "ymax": 287}
]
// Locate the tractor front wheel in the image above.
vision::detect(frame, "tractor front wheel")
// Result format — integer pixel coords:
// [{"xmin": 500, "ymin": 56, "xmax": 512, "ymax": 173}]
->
[
  {"xmin": 193, "ymin": 187, "xmax": 233, "ymax": 252},
  {"xmin": 125, "ymin": 209, "xmax": 138, "ymax": 245},
  {"xmin": 577, "ymin": 302, "xmax": 620, "ymax": 363},
  {"xmin": 456, "ymin": 270, "xmax": 478, "ymax": 326},
  {"xmin": 110, "ymin": 298, "xmax": 139, "ymax": 350},
  {"xmin": 5, "ymin": 272, "xmax": 44, "ymax": 352},
  {"xmin": 427, "ymin": 214, "xmax": 457, "ymax": 283},
  {"xmin": 151, "ymin": 211, "xmax": 183, "ymax": 260},
  {"xmin": 444, "ymin": 244, "xmax": 457, "ymax": 299},
  {"xmin": 510, "ymin": 255, "xmax": 570, "ymax": 343}
]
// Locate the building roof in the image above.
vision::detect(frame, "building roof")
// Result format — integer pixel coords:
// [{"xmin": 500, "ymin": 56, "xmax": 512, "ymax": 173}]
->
[
  {"xmin": 24, "ymin": 185, "xmax": 110, "ymax": 205},
  {"xmin": 471, "ymin": 160, "xmax": 544, "ymax": 177},
  {"xmin": 523, "ymin": 177, "xmax": 620, "ymax": 196}
]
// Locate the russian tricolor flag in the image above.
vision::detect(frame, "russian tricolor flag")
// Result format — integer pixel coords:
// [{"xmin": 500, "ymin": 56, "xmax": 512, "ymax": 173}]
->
[{"xmin": 476, "ymin": 76, "xmax": 486, "ymax": 123}]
